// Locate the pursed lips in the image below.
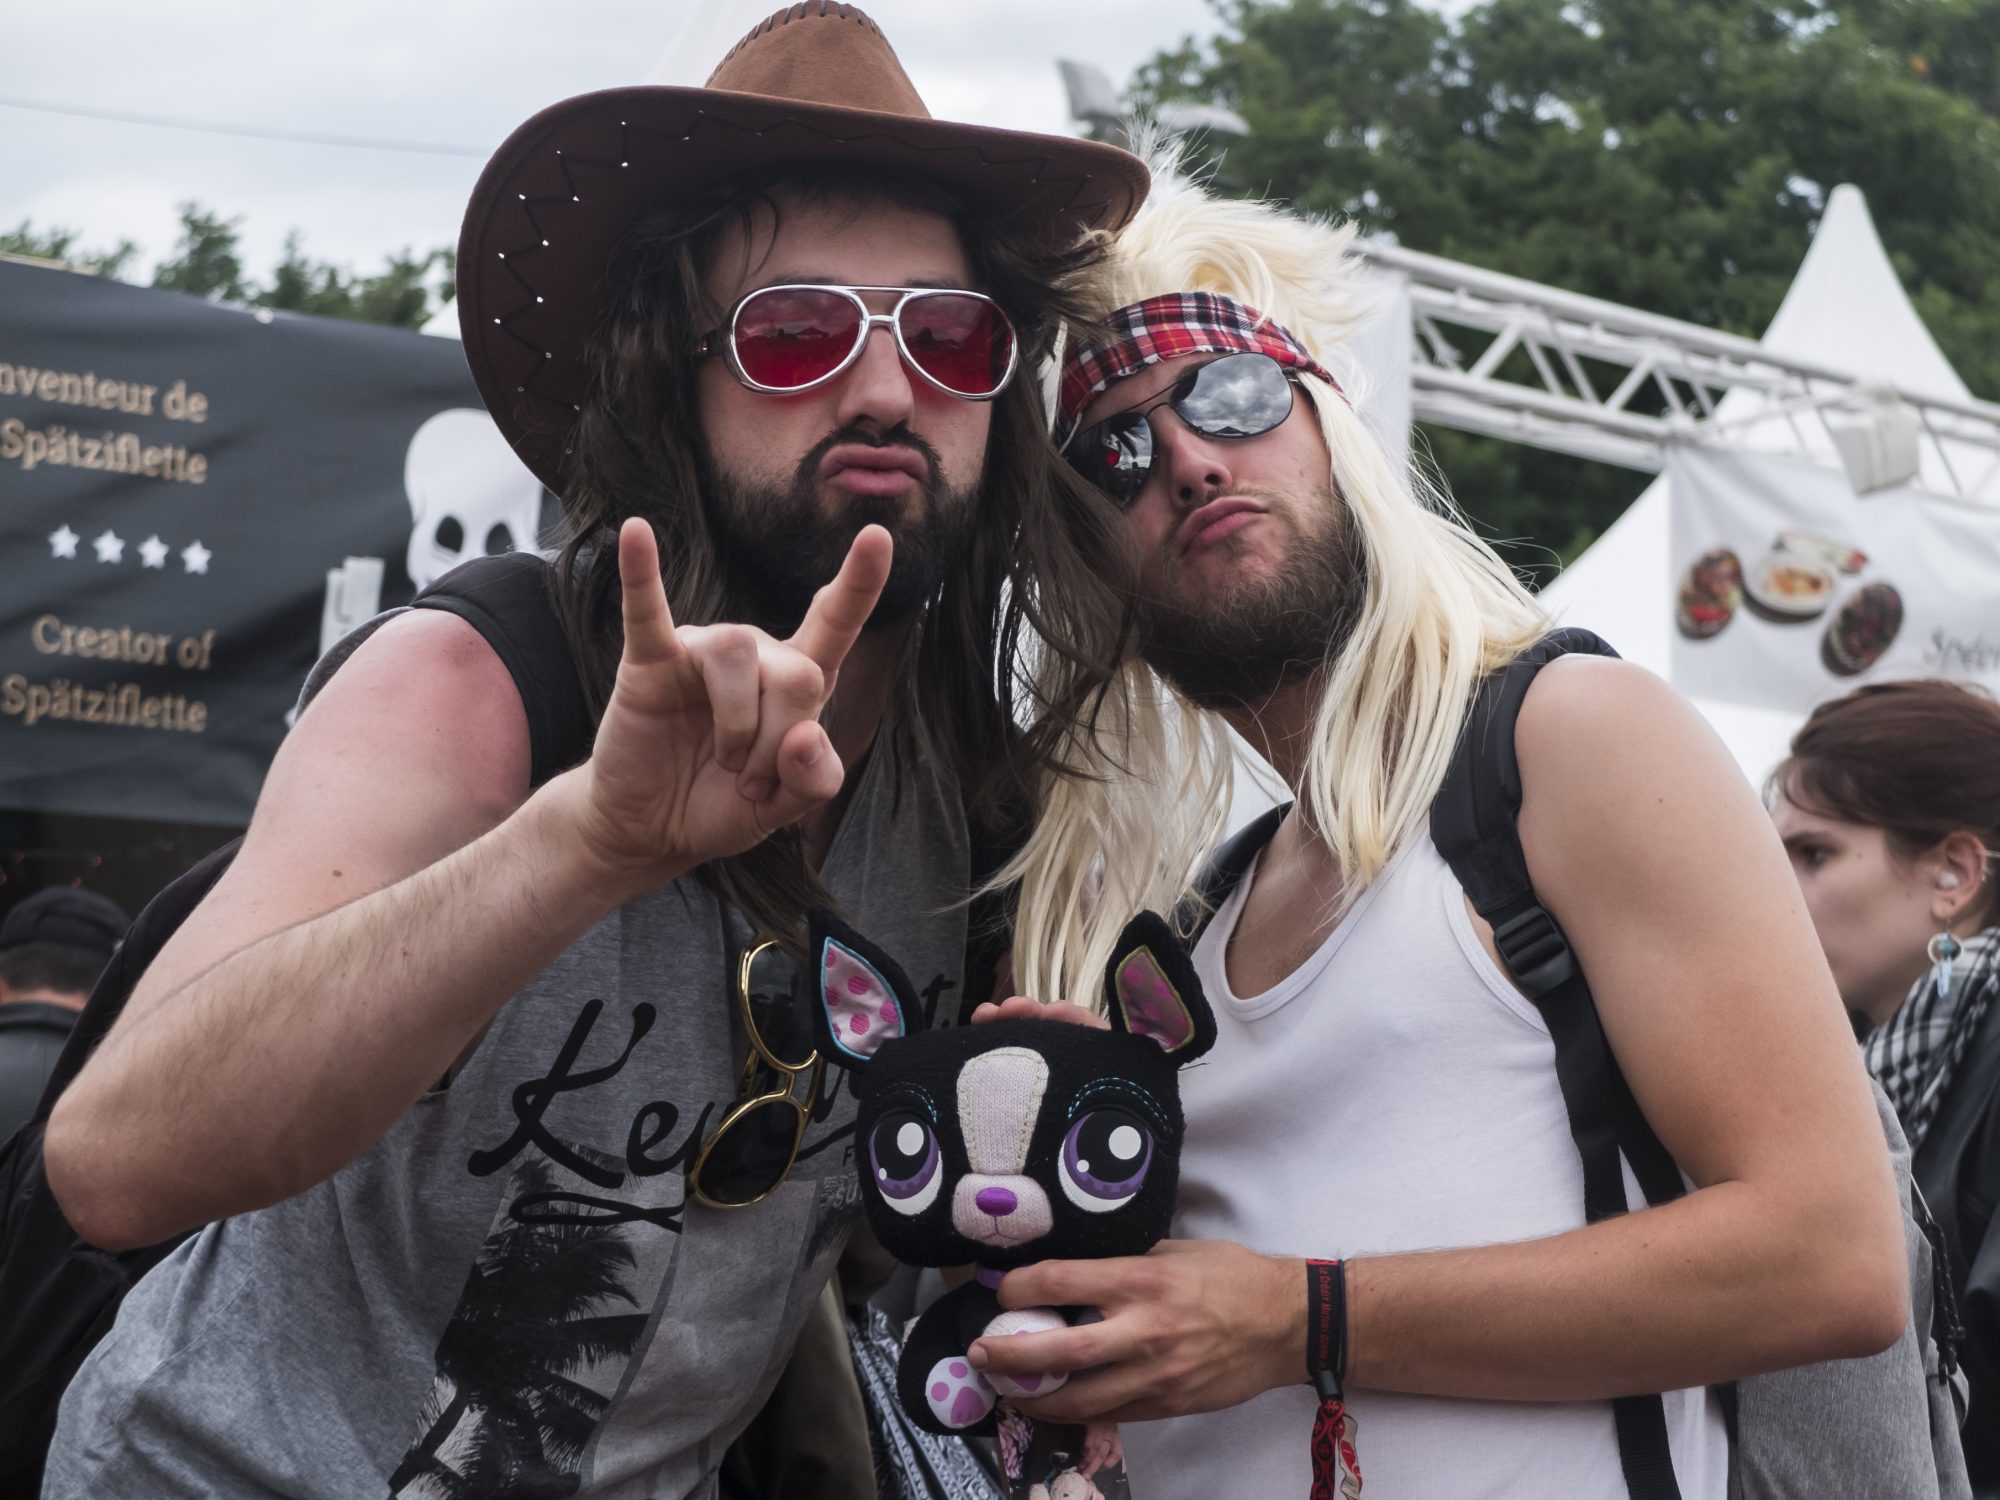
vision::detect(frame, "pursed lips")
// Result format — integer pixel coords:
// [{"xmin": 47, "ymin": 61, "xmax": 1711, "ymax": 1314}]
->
[
  {"xmin": 1178, "ymin": 497, "xmax": 1267, "ymax": 555},
  {"xmin": 821, "ymin": 443, "xmax": 927, "ymax": 493}
]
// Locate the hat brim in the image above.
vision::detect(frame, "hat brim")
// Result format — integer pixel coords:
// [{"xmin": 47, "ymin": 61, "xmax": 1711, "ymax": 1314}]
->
[{"xmin": 457, "ymin": 85, "xmax": 1148, "ymax": 499}]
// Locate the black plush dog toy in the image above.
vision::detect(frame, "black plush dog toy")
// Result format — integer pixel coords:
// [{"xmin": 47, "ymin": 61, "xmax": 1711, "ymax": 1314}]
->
[{"xmin": 806, "ymin": 906, "xmax": 1217, "ymax": 1436}]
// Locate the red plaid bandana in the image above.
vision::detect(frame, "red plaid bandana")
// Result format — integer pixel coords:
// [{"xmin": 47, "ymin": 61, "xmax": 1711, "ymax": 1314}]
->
[{"xmin": 1058, "ymin": 291, "xmax": 1338, "ymax": 433}]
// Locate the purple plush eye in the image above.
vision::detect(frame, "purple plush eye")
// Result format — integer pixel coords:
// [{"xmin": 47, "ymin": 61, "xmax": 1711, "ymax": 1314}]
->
[
  {"xmin": 1059, "ymin": 1108, "xmax": 1153, "ymax": 1213},
  {"xmin": 870, "ymin": 1111, "xmax": 941, "ymax": 1215}
]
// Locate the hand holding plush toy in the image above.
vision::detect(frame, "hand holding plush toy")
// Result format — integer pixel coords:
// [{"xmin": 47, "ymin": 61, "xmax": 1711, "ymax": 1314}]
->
[{"xmin": 806, "ymin": 907, "xmax": 1217, "ymax": 1436}]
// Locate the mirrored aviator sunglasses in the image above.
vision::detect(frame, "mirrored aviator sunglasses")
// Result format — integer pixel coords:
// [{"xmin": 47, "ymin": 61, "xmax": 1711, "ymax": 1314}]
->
[
  {"xmin": 689, "ymin": 939, "xmax": 823, "ymax": 1210},
  {"xmin": 1062, "ymin": 350, "xmax": 1299, "ymax": 507},
  {"xmin": 703, "ymin": 284, "xmax": 1019, "ymax": 400}
]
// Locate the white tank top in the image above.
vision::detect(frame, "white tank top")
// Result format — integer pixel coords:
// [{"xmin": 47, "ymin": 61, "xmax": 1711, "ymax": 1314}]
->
[{"xmin": 1121, "ymin": 833, "xmax": 1728, "ymax": 1499}]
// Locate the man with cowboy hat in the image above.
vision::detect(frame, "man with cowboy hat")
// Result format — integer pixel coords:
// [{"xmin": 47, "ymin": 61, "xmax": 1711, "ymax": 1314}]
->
[{"xmin": 42, "ymin": 8, "xmax": 1144, "ymax": 1495}]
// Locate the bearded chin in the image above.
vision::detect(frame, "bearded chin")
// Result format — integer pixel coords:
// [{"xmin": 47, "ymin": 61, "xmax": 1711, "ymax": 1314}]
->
[
  {"xmin": 702, "ymin": 433, "xmax": 977, "ymax": 635},
  {"xmin": 1136, "ymin": 504, "xmax": 1367, "ymax": 713}
]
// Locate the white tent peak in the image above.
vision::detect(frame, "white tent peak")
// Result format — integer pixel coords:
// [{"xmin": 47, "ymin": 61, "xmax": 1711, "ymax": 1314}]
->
[{"xmin": 1752, "ymin": 183, "xmax": 1968, "ymax": 404}]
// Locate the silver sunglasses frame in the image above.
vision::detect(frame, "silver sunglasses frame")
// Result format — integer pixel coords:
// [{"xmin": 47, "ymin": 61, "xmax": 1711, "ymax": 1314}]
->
[
  {"xmin": 1061, "ymin": 351, "xmax": 1300, "ymax": 505},
  {"xmin": 700, "ymin": 284, "xmax": 1020, "ymax": 401}
]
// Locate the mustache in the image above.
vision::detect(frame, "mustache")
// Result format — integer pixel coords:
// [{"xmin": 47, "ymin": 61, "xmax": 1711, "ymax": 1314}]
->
[{"xmin": 794, "ymin": 424, "xmax": 943, "ymax": 490}]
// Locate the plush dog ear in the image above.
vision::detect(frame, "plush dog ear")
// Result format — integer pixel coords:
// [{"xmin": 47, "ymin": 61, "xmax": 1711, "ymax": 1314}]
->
[
  {"xmin": 807, "ymin": 907, "xmax": 921, "ymax": 1069},
  {"xmin": 1102, "ymin": 910, "xmax": 1217, "ymax": 1063}
]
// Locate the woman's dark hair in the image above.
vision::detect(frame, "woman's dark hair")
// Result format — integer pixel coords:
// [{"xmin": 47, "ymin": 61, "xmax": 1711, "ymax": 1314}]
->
[
  {"xmin": 1772, "ymin": 678, "xmax": 2000, "ymax": 924},
  {"xmin": 548, "ymin": 161, "xmax": 1133, "ymax": 944}
]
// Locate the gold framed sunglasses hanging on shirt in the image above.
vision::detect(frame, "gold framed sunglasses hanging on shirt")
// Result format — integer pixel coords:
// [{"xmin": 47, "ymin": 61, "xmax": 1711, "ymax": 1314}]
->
[{"xmin": 688, "ymin": 938, "xmax": 825, "ymax": 1210}]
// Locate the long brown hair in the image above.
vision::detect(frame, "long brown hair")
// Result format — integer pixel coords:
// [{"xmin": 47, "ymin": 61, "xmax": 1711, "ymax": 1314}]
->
[
  {"xmin": 549, "ymin": 163, "xmax": 1134, "ymax": 942},
  {"xmin": 1773, "ymin": 678, "xmax": 2000, "ymax": 926}
]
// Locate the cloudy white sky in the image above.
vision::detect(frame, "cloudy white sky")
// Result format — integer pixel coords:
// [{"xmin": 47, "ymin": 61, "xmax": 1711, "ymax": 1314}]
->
[{"xmin": 4, "ymin": 1, "xmax": 1230, "ymax": 287}]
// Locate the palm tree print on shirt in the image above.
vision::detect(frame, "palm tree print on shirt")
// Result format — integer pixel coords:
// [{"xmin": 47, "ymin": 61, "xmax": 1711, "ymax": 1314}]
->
[{"xmin": 389, "ymin": 1157, "xmax": 649, "ymax": 1499}]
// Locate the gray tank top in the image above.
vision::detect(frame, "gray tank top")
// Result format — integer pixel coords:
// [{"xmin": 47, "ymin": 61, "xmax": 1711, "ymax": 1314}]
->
[{"xmin": 46, "ymin": 678, "xmax": 969, "ymax": 1499}]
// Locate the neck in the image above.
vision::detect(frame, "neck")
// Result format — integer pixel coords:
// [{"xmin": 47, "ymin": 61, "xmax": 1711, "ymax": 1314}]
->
[
  {"xmin": 1220, "ymin": 673, "xmax": 1321, "ymax": 792},
  {"xmin": 801, "ymin": 617, "xmax": 915, "ymax": 867}
]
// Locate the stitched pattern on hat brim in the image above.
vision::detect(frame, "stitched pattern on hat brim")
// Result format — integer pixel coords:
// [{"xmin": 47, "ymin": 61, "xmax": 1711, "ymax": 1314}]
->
[{"xmin": 472, "ymin": 107, "xmax": 1118, "ymax": 476}]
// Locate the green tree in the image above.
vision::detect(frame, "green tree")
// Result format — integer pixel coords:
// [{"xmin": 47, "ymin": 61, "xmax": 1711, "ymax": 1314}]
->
[
  {"xmin": 1132, "ymin": 0, "xmax": 2000, "ymax": 576},
  {"xmin": 261, "ymin": 233, "xmax": 453, "ymax": 330},
  {"xmin": 76, "ymin": 201, "xmax": 456, "ymax": 330},
  {"xmin": 151, "ymin": 202, "xmax": 252, "ymax": 303},
  {"xmin": 0, "ymin": 220, "xmax": 139, "ymax": 279}
]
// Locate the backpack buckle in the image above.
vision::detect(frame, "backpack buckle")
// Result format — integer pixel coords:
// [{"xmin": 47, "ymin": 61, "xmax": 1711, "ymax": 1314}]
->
[{"xmin": 1491, "ymin": 905, "xmax": 1576, "ymax": 997}]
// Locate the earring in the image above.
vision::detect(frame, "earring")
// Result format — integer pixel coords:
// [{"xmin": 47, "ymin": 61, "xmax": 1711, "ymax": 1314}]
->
[{"xmin": 1928, "ymin": 929, "xmax": 1962, "ymax": 1001}]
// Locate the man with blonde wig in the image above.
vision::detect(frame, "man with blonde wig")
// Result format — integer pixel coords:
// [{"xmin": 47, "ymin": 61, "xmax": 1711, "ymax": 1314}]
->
[{"xmin": 967, "ymin": 177, "xmax": 1909, "ymax": 1496}]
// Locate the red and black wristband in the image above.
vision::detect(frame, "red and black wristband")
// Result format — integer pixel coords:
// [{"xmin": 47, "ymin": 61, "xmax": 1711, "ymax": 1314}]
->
[
  {"xmin": 1305, "ymin": 1257, "xmax": 1348, "ymax": 1400},
  {"xmin": 1304, "ymin": 1258, "xmax": 1359, "ymax": 1496}
]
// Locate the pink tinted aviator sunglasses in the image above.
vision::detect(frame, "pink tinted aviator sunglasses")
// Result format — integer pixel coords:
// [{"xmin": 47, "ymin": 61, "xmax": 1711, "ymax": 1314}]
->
[{"xmin": 697, "ymin": 283, "xmax": 1020, "ymax": 401}]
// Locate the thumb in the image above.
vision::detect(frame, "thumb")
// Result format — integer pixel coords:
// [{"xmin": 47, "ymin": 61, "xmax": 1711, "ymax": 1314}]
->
[{"xmin": 745, "ymin": 721, "xmax": 844, "ymax": 831}]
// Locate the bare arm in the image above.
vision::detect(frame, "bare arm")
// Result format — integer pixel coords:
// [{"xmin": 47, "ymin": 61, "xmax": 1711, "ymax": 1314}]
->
[
  {"xmin": 48, "ymin": 521, "xmax": 891, "ymax": 1250},
  {"xmin": 45, "ymin": 607, "xmax": 582, "ymax": 1251},
  {"xmin": 974, "ymin": 659, "xmax": 1906, "ymax": 1418},
  {"xmin": 1333, "ymin": 657, "xmax": 1906, "ymax": 1397}
]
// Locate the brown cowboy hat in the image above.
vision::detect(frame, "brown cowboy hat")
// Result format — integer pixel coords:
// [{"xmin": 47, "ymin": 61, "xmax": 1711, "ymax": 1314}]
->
[{"xmin": 457, "ymin": 1, "xmax": 1149, "ymax": 497}]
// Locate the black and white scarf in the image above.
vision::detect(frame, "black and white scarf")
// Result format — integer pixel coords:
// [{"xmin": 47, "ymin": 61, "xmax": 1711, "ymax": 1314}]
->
[{"xmin": 1864, "ymin": 924, "xmax": 2000, "ymax": 1151}]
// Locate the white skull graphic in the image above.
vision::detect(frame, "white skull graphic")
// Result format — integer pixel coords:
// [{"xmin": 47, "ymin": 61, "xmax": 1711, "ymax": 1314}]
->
[{"xmin": 403, "ymin": 408, "xmax": 547, "ymax": 590}]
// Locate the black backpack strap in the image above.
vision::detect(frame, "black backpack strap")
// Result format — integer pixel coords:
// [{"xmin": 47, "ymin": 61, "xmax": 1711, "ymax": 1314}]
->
[
  {"xmin": 412, "ymin": 552, "xmax": 593, "ymax": 786},
  {"xmin": 1430, "ymin": 628, "xmax": 1688, "ymax": 1500},
  {"xmin": 1183, "ymin": 803, "xmax": 1292, "ymax": 944}
]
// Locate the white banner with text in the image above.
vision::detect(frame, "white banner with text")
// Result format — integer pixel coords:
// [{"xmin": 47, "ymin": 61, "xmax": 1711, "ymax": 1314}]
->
[{"xmin": 1669, "ymin": 443, "xmax": 2000, "ymax": 712}]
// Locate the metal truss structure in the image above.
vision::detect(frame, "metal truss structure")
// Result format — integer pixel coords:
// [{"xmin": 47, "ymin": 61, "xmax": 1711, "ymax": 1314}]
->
[{"xmin": 1356, "ymin": 239, "xmax": 2000, "ymax": 503}]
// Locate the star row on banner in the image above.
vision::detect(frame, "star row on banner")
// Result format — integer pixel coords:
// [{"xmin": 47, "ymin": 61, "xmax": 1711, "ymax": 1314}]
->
[{"xmin": 46, "ymin": 524, "xmax": 211, "ymax": 575}]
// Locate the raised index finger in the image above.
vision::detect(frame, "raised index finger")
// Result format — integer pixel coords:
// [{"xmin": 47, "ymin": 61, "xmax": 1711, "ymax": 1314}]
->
[
  {"xmin": 788, "ymin": 524, "xmax": 892, "ymax": 675},
  {"xmin": 617, "ymin": 517, "xmax": 684, "ymax": 668}
]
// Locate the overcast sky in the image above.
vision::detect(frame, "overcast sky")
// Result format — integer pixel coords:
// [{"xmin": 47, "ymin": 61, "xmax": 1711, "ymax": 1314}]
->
[{"xmin": 4, "ymin": 0, "xmax": 1231, "ymax": 288}]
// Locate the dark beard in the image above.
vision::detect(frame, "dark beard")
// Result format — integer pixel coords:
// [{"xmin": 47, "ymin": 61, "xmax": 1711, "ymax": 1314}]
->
[
  {"xmin": 702, "ymin": 425, "xmax": 977, "ymax": 635},
  {"xmin": 1135, "ymin": 487, "xmax": 1367, "ymax": 712}
]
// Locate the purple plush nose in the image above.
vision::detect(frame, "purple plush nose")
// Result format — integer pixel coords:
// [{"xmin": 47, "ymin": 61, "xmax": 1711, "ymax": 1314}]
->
[{"xmin": 974, "ymin": 1186, "xmax": 1018, "ymax": 1217}]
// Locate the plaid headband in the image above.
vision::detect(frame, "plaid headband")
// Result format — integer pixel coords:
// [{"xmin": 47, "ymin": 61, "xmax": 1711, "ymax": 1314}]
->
[{"xmin": 1058, "ymin": 291, "xmax": 1339, "ymax": 433}]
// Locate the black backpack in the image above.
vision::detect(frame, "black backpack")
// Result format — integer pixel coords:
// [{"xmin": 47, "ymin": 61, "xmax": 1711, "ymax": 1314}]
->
[
  {"xmin": 0, "ymin": 553, "xmax": 592, "ymax": 1496},
  {"xmin": 1195, "ymin": 629, "xmax": 1970, "ymax": 1500}
]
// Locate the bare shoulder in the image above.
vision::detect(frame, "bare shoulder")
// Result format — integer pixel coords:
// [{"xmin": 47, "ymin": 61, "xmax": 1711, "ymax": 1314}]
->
[
  {"xmin": 1511, "ymin": 655, "xmax": 1755, "ymax": 836},
  {"xmin": 132, "ymin": 609, "xmax": 537, "ymax": 1009},
  {"xmin": 1512, "ymin": 652, "xmax": 1768, "ymax": 888},
  {"xmin": 291, "ymin": 607, "xmax": 532, "ymax": 799},
  {"xmin": 1514, "ymin": 654, "xmax": 1715, "ymax": 770}
]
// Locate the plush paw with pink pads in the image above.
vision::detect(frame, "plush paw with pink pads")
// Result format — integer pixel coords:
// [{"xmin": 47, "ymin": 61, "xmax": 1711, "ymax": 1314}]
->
[{"xmin": 979, "ymin": 1307, "xmax": 1071, "ymax": 1400}]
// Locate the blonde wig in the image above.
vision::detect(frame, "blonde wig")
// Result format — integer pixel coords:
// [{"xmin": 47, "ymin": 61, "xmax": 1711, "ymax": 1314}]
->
[{"xmin": 1008, "ymin": 166, "xmax": 1551, "ymax": 1006}]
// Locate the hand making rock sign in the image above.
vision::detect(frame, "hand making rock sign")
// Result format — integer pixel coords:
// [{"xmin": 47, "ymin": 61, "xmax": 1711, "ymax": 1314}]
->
[{"xmin": 554, "ymin": 516, "xmax": 895, "ymax": 899}]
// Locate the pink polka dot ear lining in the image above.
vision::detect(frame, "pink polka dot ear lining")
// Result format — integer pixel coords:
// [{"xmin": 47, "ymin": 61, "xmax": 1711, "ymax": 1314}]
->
[
  {"xmin": 822, "ymin": 938, "xmax": 904, "ymax": 1057},
  {"xmin": 1117, "ymin": 949, "xmax": 1193, "ymax": 1047}
]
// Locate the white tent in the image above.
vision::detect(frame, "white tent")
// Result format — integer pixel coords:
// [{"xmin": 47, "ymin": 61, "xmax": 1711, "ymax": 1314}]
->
[{"xmin": 1539, "ymin": 184, "xmax": 1980, "ymax": 783}]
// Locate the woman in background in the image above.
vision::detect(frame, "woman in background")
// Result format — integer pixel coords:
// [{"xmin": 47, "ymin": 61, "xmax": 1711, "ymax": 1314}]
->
[{"xmin": 1769, "ymin": 678, "xmax": 2000, "ymax": 1490}]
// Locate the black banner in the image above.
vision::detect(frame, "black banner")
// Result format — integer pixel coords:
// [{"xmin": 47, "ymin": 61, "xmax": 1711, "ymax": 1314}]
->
[{"xmin": 1, "ymin": 261, "xmax": 551, "ymax": 826}]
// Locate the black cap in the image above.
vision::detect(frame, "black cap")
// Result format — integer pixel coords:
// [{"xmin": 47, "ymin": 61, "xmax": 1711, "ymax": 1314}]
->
[{"xmin": 0, "ymin": 887, "xmax": 131, "ymax": 959}]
